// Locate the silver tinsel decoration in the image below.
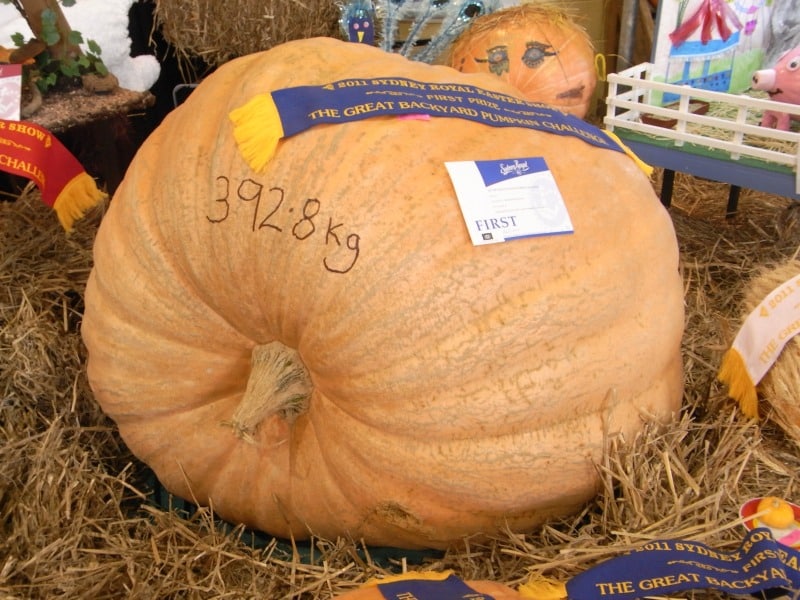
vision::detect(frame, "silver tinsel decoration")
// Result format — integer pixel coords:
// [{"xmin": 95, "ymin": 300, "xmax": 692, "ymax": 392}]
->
[{"xmin": 339, "ymin": 0, "xmax": 500, "ymax": 63}]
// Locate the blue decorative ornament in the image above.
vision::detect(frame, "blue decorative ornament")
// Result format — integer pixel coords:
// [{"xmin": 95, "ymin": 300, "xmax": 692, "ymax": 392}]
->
[{"xmin": 340, "ymin": 0, "xmax": 377, "ymax": 44}]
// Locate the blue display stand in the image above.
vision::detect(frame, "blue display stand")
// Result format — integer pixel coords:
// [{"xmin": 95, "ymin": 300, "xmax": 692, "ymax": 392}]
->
[
  {"xmin": 604, "ymin": 62, "xmax": 800, "ymax": 218},
  {"xmin": 618, "ymin": 133, "xmax": 800, "ymax": 216}
]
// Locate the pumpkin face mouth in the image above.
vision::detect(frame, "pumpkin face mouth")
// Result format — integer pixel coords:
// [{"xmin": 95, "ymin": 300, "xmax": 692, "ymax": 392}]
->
[{"xmin": 556, "ymin": 84, "xmax": 586, "ymax": 101}]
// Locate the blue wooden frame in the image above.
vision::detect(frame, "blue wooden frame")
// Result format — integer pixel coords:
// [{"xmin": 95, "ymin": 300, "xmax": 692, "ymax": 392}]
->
[{"xmin": 615, "ymin": 132, "xmax": 799, "ymax": 216}]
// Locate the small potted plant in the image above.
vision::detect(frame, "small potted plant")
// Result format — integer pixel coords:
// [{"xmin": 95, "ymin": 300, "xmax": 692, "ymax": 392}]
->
[{"xmin": 3, "ymin": 0, "xmax": 116, "ymax": 115}]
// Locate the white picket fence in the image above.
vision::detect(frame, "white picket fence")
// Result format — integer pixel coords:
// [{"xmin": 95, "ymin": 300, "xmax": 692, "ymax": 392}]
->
[{"xmin": 604, "ymin": 62, "xmax": 800, "ymax": 194}]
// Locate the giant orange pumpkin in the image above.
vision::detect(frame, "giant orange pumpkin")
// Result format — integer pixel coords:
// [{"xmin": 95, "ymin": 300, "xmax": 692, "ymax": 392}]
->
[
  {"xmin": 447, "ymin": 4, "xmax": 598, "ymax": 118},
  {"xmin": 81, "ymin": 37, "xmax": 684, "ymax": 550}
]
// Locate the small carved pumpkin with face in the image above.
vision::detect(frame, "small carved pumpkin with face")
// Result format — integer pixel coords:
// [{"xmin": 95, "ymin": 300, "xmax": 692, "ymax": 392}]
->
[{"xmin": 447, "ymin": 3, "xmax": 597, "ymax": 118}]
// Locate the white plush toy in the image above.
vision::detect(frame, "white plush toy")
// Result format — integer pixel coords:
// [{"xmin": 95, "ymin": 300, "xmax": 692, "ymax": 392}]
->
[
  {"xmin": 763, "ymin": 0, "xmax": 800, "ymax": 68},
  {"xmin": 0, "ymin": 0, "xmax": 160, "ymax": 92}
]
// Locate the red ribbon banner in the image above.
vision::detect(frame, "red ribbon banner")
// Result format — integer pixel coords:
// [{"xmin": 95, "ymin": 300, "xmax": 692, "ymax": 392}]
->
[{"xmin": 0, "ymin": 118, "xmax": 105, "ymax": 231}]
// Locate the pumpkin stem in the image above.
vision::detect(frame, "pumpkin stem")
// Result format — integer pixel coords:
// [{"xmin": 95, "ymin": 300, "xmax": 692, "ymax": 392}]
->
[{"xmin": 228, "ymin": 341, "xmax": 312, "ymax": 443}]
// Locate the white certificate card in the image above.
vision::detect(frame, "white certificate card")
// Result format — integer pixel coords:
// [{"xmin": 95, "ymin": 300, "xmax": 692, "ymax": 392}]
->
[
  {"xmin": 445, "ymin": 157, "xmax": 573, "ymax": 246},
  {"xmin": 0, "ymin": 64, "xmax": 21, "ymax": 121}
]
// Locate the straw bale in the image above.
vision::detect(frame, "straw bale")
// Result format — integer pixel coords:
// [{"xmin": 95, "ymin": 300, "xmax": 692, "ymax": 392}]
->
[
  {"xmin": 2, "ymin": 165, "xmax": 800, "ymax": 598},
  {"xmin": 153, "ymin": 0, "xmax": 342, "ymax": 69},
  {"xmin": 733, "ymin": 258, "xmax": 800, "ymax": 450}
]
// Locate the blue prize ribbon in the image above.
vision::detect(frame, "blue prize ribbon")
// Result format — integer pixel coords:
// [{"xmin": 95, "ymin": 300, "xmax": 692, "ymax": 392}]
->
[
  {"xmin": 376, "ymin": 573, "xmax": 495, "ymax": 599},
  {"xmin": 269, "ymin": 77, "xmax": 624, "ymax": 155},
  {"xmin": 566, "ymin": 528, "xmax": 800, "ymax": 599}
]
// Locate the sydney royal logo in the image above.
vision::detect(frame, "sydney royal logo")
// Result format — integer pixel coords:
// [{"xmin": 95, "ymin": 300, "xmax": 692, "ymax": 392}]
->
[{"xmin": 499, "ymin": 159, "xmax": 530, "ymax": 177}]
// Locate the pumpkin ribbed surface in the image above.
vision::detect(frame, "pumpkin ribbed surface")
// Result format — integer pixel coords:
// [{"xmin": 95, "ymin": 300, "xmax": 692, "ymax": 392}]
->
[{"xmin": 82, "ymin": 37, "xmax": 684, "ymax": 549}]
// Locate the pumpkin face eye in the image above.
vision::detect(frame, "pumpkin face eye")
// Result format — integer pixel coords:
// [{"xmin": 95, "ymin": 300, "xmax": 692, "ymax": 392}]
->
[
  {"xmin": 486, "ymin": 46, "xmax": 507, "ymax": 64},
  {"xmin": 521, "ymin": 41, "xmax": 557, "ymax": 68},
  {"xmin": 474, "ymin": 45, "xmax": 509, "ymax": 75}
]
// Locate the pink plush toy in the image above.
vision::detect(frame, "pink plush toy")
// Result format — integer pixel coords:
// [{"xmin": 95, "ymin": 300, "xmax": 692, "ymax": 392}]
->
[{"xmin": 751, "ymin": 45, "xmax": 800, "ymax": 130}]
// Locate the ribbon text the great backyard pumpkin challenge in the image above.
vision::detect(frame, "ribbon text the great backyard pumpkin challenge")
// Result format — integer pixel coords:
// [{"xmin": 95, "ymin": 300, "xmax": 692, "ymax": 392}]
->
[{"xmin": 228, "ymin": 77, "xmax": 646, "ymax": 173}]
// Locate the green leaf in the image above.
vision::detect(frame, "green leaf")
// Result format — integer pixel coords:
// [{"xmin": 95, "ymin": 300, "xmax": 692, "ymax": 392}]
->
[
  {"xmin": 95, "ymin": 63, "xmax": 109, "ymax": 77},
  {"xmin": 40, "ymin": 10, "xmax": 57, "ymax": 30},
  {"xmin": 87, "ymin": 40, "xmax": 102, "ymax": 56},
  {"xmin": 39, "ymin": 9, "xmax": 61, "ymax": 45},
  {"xmin": 60, "ymin": 61, "xmax": 80, "ymax": 77},
  {"xmin": 68, "ymin": 30, "xmax": 84, "ymax": 45},
  {"xmin": 10, "ymin": 32, "xmax": 24, "ymax": 47},
  {"xmin": 37, "ymin": 72, "xmax": 58, "ymax": 92},
  {"xmin": 41, "ymin": 28, "xmax": 60, "ymax": 46},
  {"xmin": 62, "ymin": 0, "xmax": 77, "ymax": 6},
  {"xmin": 41, "ymin": 9, "xmax": 57, "ymax": 26}
]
